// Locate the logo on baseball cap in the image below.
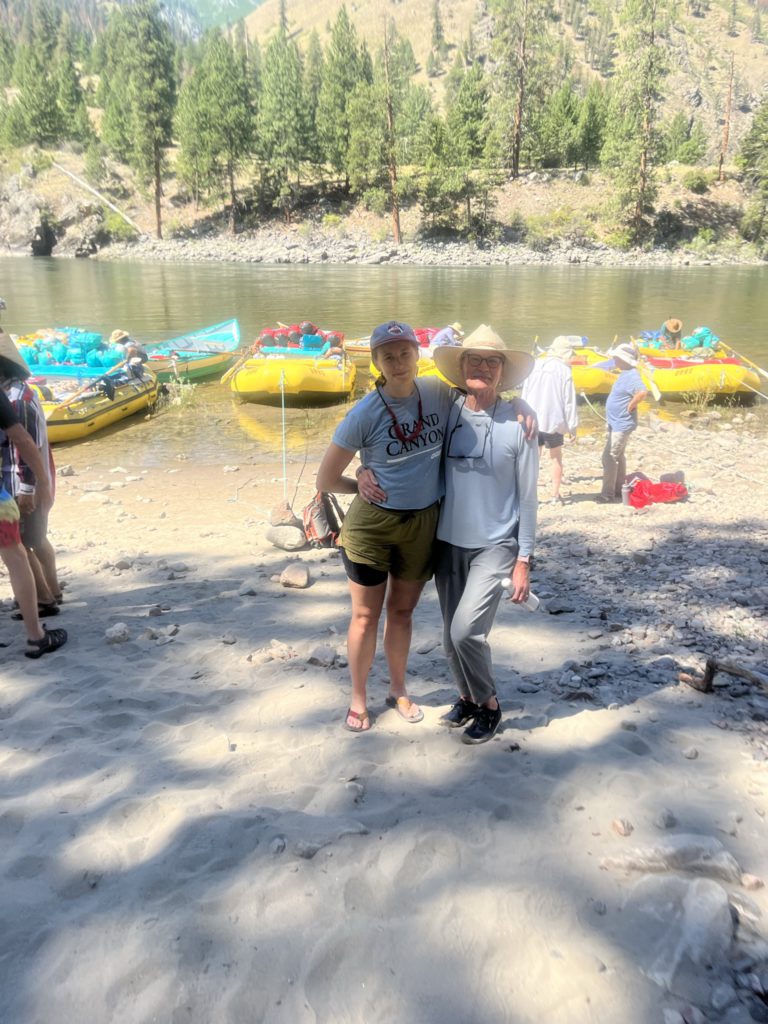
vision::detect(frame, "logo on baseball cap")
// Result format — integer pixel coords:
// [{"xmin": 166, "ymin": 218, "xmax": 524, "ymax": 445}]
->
[{"xmin": 370, "ymin": 321, "xmax": 418, "ymax": 351}]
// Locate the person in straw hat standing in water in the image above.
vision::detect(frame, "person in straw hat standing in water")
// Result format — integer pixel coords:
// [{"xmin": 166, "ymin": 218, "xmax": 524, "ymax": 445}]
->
[{"xmin": 432, "ymin": 326, "xmax": 538, "ymax": 744}]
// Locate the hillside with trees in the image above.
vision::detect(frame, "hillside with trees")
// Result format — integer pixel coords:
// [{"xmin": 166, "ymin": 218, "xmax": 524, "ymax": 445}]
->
[{"xmin": 0, "ymin": 0, "xmax": 767, "ymax": 258}]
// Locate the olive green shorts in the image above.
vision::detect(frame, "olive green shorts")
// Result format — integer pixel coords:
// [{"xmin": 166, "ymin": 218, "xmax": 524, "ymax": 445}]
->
[{"xmin": 340, "ymin": 496, "xmax": 439, "ymax": 582}]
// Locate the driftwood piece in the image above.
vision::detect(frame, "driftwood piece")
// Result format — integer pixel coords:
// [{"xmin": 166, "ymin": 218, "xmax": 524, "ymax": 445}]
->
[{"xmin": 679, "ymin": 657, "xmax": 768, "ymax": 695}]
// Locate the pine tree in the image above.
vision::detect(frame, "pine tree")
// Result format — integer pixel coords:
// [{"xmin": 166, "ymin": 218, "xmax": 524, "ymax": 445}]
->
[
  {"xmin": 100, "ymin": 2, "xmax": 176, "ymax": 238},
  {"xmin": 316, "ymin": 5, "xmax": 367, "ymax": 185},
  {"xmin": 197, "ymin": 31, "xmax": 253, "ymax": 233},
  {"xmin": 175, "ymin": 66, "xmax": 215, "ymax": 207},
  {"xmin": 0, "ymin": 89, "xmax": 9, "ymax": 149},
  {"xmin": 347, "ymin": 22, "xmax": 425, "ymax": 241},
  {"xmin": 663, "ymin": 112, "xmax": 707, "ymax": 163},
  {"xmin": 258, "ymin": 25, "xmax": 305, "ymax": 219},
  {"xmin": 601, "ymin": 0, "xmax": 668, "ymax": 243},
  {"xmin": 99, "ymin": 11, "xmax": 136, "ymax": 163},
  {"xmin": 10, "ymin": 43, "xmax": 63, "ymax": 145},
  {"xmin": 727, "ymin": 0, "xmax": 737, "ymax": 35},
  {"xmin": 751, "ymin": 2, "xmax": 762, "ymax": 41},
  {"xmin": 531, "ymin": 80, "xmax": 580, "ymax": 167},
  {"xmin": 446, "ymin": 62, "xmax": 488, "ymax": 162},
  {"xmin": 575, "ymin": 79, "xmax": 606, "ymax": 169},
  {"xmin": 432, "ymin": 0, "xmax": 446, "ymax": 52},
  {"xmin": 738, "ymin": 95, "xmax": 768, "ymax": 243},
  {"xmin": 84, "ymin": 138, "xmax": 107, "ymax": 186},
  {"xmin": 28, "ymin": 0, "xmax": 59, "ymax": 62},
  {"xmin": 486, "ymin": 0, "xmax": 556, "ymax": 178},
  {"xmin": 53, "ymin": 18, "xmax": 91, "ymax": 143},
  {"xmin": 0, "ymin": 25, "xmax": 13, "ymax": 87},
  {"xmin": 303, "ymin": 29, "xmax": 324, "ymax": 164}
]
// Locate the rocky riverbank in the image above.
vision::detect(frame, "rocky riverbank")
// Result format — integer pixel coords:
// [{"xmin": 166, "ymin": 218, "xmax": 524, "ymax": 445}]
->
[{"xmin": 97, "ymin": 226, "xmax": 766, "ymax": 268}]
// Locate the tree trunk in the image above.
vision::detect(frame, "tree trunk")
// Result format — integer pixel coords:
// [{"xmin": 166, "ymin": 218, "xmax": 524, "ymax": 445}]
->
[
  {"xmin": 154, "ymin": 143, "xmax": 163, "ymax": 240},
  {"xmin": 718, "ymin": 54, "xmax": 734, "ymax": 183},
  {"xmin": 511, "ymin": 0, "xmax": 530, "ymax": 179},
  {"xmin": 228, "ymin": 159, "xmax": 237, "ymax": 235},
  {"xmin": 383, "ymin": 28, "xmax": 402, "ymax": 245}
]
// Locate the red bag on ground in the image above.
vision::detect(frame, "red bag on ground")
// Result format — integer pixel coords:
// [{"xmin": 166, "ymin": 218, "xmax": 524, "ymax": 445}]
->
[{"xmin": 629, "ymin": 480, "xmax": 688, "ymax": 509}]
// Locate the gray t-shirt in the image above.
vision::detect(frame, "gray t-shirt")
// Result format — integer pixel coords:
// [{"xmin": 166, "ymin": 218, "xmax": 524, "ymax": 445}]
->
[
  {"xmin": 437, "ymin": 396, "xmax": 539, "ymax": 554},
  {"xmin": 333, "ymin": 376, "xmax": 452, "ymax": 510}
]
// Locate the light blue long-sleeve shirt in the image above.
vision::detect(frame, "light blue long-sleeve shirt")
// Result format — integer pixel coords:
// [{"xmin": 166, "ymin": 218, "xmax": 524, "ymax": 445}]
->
[{"xmin": 437, "ymin": 397, "xmax": 539, "ymax": 555}]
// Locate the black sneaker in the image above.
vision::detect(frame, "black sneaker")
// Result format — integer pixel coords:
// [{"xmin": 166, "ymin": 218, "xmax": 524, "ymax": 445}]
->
[
  {"xmin": 440, "ymin": 697, "xmax": 478, "ymax": 728},
  {"xmin": 461, "ymin": 704, "xmax": 502, "ymax": 744}
]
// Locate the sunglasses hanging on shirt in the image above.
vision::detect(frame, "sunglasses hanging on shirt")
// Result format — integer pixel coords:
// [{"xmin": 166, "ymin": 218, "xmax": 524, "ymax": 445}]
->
[
  {"xmin": 446, "ymin": 397, "xmax": 499, "ymax": 460},
  {"xmin": 375, "ymin": 381, "xmax": 424, "ymax": 445}
]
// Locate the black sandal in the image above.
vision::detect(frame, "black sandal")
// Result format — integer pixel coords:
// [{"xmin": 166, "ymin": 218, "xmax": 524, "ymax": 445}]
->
[
  {"xmin": 25, "ymin": 627, "xmax": 68, "ymax": 659},
  {"xmin": 11, "ymin": 601, "xmax": 61, "ymax": 621}
]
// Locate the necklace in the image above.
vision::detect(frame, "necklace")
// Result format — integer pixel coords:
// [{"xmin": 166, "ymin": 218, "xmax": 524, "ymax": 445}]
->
[{"xmin": 375, "ymin": 381, "xmax": 424, "ymax": 444}]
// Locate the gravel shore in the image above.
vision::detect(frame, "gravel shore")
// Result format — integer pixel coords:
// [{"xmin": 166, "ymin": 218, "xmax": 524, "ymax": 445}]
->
[{"xmin": 96, "ymin": 226, "xmax": 766, "ymax": 269}]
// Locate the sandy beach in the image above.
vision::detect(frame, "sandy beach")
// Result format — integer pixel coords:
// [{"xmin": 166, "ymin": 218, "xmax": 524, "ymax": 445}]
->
[{"xmin": 1, "ymin": 407, "xmax": 767, "ymax": 1024}]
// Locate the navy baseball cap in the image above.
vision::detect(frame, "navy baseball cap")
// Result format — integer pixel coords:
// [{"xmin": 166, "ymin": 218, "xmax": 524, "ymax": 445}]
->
[{"xmin": 370, "ymin": 320, "xmax": 419, "ymax": 351}]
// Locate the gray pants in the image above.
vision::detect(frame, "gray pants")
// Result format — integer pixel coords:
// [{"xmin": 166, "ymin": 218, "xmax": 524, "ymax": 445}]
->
[
  {"xmin": 601, "ymin": 428, "xmax": 631, "ymax": 499},
  {"xmin": 434, "ymin": 540, "xmax": 518, "ymax": 706}
]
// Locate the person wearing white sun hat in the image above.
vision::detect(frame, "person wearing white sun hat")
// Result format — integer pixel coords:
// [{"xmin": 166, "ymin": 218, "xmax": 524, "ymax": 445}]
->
[
  {"xmin": 598, "ymin": 342, "xmax": 648, "ymax": 504},
  {"xmin": 521, "ymin": 336, "xmax": 580, "ymax": 504},
  {"xmin": 431, "ymin": 325, "xmax": 538, "ymax": 744}
]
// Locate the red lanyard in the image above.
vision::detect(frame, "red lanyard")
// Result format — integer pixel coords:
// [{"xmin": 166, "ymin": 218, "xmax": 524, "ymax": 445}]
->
[{"xmin": 375, "ymin": 382, "xmax": 424, "ymax": 444}]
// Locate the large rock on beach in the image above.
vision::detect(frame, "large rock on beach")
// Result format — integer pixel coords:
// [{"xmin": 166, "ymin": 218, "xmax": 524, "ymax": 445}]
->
[
  {"xmin": 267, "ymin": 525, "xmax": 307, "ymax": 551},
  {"xmin": 280, "ymin": 563, "xmax": 311, "ymax": 589}
]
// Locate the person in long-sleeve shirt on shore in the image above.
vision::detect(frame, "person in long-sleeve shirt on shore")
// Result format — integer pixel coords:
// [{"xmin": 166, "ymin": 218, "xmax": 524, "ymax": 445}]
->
[{"xmin": 521, "ymin": 335, "xmax": 579, "ymax": 505}]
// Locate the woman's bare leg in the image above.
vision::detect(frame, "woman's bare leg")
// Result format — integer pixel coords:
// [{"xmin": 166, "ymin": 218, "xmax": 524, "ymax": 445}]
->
[
  {"xmin": 383, "ymin": 577, "xmax": 425, "ymax": 711},
  {"xmin": 345, "ymin": 579, "xmax": 386, "ymax": 729},
  {"xmin": 1, "ymin": 544, "xmax": 44, "ymax": 642}
]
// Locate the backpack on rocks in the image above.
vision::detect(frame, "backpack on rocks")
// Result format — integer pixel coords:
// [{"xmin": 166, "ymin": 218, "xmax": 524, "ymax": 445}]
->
[{"xmin": 302, "ymin": 492, "xmax": 344, "ymax": 548}]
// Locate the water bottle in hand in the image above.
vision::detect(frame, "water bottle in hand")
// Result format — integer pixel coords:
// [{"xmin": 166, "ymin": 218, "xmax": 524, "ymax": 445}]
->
[{"xmin": 501, "ymin": 578, "xmax": 540, "ymax": 612}]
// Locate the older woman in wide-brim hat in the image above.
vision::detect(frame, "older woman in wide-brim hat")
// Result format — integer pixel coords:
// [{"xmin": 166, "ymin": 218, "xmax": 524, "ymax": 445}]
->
[{"xmin": 430, "ymin": 325, "xmax": 539, "ymax": 744}]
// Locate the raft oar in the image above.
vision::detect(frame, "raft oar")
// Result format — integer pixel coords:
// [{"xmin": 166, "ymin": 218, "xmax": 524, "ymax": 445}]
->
[
  {"xmin": 220, "ymin": 347, "xmax": 251, "ymax": 385},
  {"xmin": 638, "ymin": 359, "xmax": 662, "ymax": 402},
  {"xmin": 740, "ymin": 379, "xmax": 768, "ymax": 402},
  {"xmin": 718, "ymin": 341, "xmax": 768, "ymax": 383},
  {"xmin": 56, "ymin": 360, "xmax": 128, "ymax": 411}
]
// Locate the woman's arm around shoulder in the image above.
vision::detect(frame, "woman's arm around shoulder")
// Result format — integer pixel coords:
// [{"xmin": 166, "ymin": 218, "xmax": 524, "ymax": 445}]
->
[{"xmin": 316, "ymin": 443, "xmax": 359, "ymax": 495}]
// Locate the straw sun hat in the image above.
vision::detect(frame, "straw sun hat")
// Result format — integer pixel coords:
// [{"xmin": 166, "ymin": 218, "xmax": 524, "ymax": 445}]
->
[
  {"xmin": 110, "ymin": 329, "xmax": 130, "ymax": 345},
  {"xmin": 0, "ymin": 330, "xmax": 31, "ymax": 379},
  {"xmin": 433, "ymin": 324, "xmax": 534, "ymax": 391}
]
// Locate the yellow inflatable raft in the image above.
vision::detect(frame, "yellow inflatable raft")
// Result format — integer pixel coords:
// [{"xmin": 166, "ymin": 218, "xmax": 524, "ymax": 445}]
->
[
  {"xmin": 230, "ymin": 355, "xmax": 357, "ymax": 405},
  {"xmin": 37, "ymin": 370, "xmax": 159, "ymax": 443}
]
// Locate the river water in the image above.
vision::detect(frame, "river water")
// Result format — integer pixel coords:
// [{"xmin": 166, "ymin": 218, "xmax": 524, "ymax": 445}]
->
[{"xmin": 1, "ymin": 257, "xmax": 766, "ymax": 468}]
